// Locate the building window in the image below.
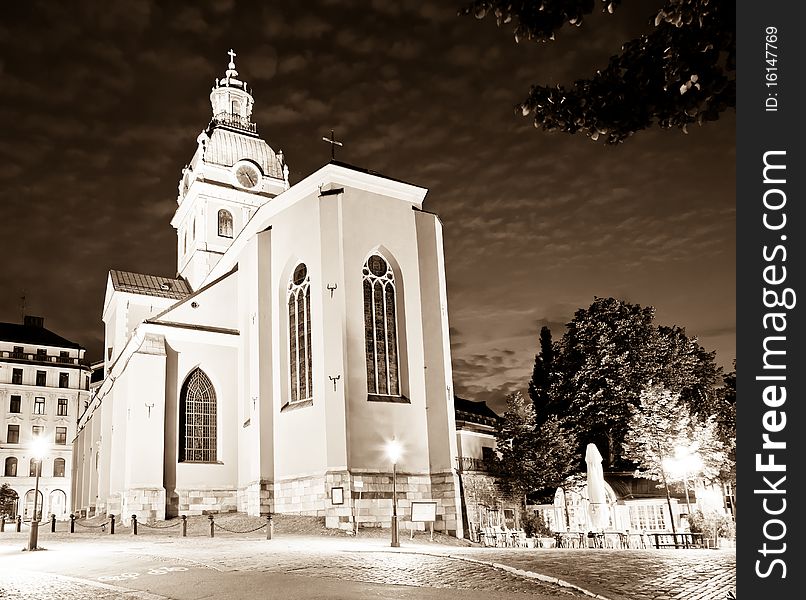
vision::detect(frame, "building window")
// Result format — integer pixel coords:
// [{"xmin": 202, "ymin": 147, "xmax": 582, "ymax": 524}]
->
[
  {"xmin": 7, "ymin": 425, "xmax": 19, "ymax": 444},
  {"xmin": 53, "ymin": 458, "xmax": 65, "ymax": 477},
  {"xmin": 59, "ymin": 351, "xmax": 70, "ymax": 363},
  {"xmin": 29, "ymin": 459, "xmax": 38, "ymax": 477},
  {"xmin": 362, "ymin": 254, "xmax": 401, "ymax": 397},
  {"xmin": 59, "ymin": 372, "xmax": 69, "ymax": 388},
  {"xmin": 12, "ymin": 368, "xmax": 23, "ymax": 384},
  {"xmin": 4, "ymin": 457, "xmax": 17, "ymax": 477},
  {"xmin": 179, "ymin": 368, "xmax": 217, "ymax": 462},
  {"xmin": 12, "ymin": 346, "xmax": 24, "ymax": 358},
  {"xmin": 218, "ymin": 209, "xmax": 233, "ymax": 238},
  {"xmin": 33, "ymin": 397, "xmax": 45, "ymax": 415},
  {"xmin": 36, "ymin": 349, "xmax": 47, "ymax": 361},
  {"xmin": 55, "ymin": 427, "xmax": 67, "ymax": 445},
  {"xmin": 32, "ymin": 425, "xmax": 44, "ymax": 437},
  {"xmin": 9, "ymin": 395, "xmax": 21, "ymax": 413},
  {"xmin": 57, "ymin": 398, "xmax": 68, "ymax": 416},
  {"xmin": 85, "ymin": 375, "xmax": 90, "ymax": 390},
  {"xmin": 36, "ymin": 370, "xmax": 46, "ymax": 386},
  {"xmin": 288, "ymin": 263, "xmax": 312, "ymax": 403}
]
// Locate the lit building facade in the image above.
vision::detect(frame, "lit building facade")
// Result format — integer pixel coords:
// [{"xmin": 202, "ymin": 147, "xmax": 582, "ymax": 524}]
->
[
  {"xmin": 72, "ymin": 54, "xmax": 463, "ymax": 536},
  {"xmin": 0, "ymin": 316, "xmax": 90, "ymax": 520}
]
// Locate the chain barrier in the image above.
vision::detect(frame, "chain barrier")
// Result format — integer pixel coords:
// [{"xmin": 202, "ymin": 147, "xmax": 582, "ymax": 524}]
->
[
  {"xmin": 19, "ymin": 517, "xmax": 51, "ymax": 527},
  {"xmin": 74, "ymin": 519, "xmax": 110, "ymax": 528},
  {"xmin": 138, "ymin": 520, "xmax": 182, "ymax": 529},
  {"xmin": 212, "ymin": 521, "xmax": 268, "ymax": 534}
]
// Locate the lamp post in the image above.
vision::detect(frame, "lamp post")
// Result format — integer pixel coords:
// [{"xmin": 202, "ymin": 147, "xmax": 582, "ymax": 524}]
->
[
  {"xmin": 386, "ymin": 440, "xmax": 402, "ymax": 548},
  {"xmin": 665, "ymin": 446, "xmax": 704, "ymax": 517},
  {"xmin": 27, "ymin": 437, "xmax": 47, "ymax": 551}
]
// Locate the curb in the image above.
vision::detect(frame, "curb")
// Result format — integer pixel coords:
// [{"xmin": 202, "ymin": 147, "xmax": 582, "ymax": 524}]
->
[
  {"xmin": 346, "ymin": 547, "xmax": 613, "ymax": 600},
  {"xmin": 1, "ymin": 568, "xmax": 169, "ymax": 600}
]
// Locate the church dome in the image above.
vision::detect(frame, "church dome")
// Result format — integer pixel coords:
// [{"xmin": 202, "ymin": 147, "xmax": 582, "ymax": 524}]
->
[
  {"xmin": 203, "ymin": 128, "xmax": 284, "ymax": 180},
  {"xmin": 199, "ymin": 50, "xmax": 285, "ymax": 181}
]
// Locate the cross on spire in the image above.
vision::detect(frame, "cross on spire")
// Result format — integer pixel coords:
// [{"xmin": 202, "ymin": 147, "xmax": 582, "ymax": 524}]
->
[
  {"xmin": 322, "ymin": 129, "xmax": 343, "ymax": 161},
  {"xmin": 227, "ymin": 49, "xmax": 237, "ymax": 69}
]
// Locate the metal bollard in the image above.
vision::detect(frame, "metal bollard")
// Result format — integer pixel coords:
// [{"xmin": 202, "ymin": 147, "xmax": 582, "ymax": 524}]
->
[
  {"xmin": 1, "ymin": 515, "xmax": 5, "ymax": 532},
  {"xmin": 266, "ymin": 514, "xmax": 273, "ymax": 540},
  {"xmin": 209, "ymin": 514, "xmax": 214, "ymax": 538},
  {"xmin": 181, "ymin": 515, "xmax": 187, "ymax": 537},
  {"xmin": 110, "ymin": 514, "xmax": 115, "ymax": 535},
  {"xmin": 70, "ymin": 514, "xmax": 75, "ymax": 533},
  {"xmin": 16, "ymin": 516, "xmax": 22, "ymax": 533},
  {"xmin": 132, "ymin": 514, "xmax": 137, "ymax": 535}
]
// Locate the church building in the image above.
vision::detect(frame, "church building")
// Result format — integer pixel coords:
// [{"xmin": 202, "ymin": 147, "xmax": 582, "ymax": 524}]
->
[{"xmin": 72, "ymin": 53, "xmax": 463, "ymax": 536}]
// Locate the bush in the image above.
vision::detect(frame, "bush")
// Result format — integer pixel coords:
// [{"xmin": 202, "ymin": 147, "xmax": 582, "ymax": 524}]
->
[
  {"xmin": 688, "ymin": 509, "xmax": 735, "ymax": 540},
  {"xmin": 521, "ymin": 512, "xmax": 553, "ymax": 537}
]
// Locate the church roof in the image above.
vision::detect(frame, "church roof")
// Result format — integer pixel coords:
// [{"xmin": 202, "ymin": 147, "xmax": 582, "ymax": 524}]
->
[
  {"xmin": 0, "ymin": 319, "xmax": 84, "ymax": 350},
  {"xmin": 110, "ymin": 270, "xmax": 192, "ymax": 300},
  {"xmin": 204, "ymin": 127, "xmax": 284, "ymax": 179}
]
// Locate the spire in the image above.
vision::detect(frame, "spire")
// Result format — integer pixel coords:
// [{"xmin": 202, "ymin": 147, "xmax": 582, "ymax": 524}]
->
[{"xmin": 210, "ymin": 49, "xmax": 256, "ymax": 134}]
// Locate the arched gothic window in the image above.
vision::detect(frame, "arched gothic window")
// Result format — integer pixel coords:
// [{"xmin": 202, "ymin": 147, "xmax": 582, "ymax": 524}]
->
[
  {"xmin": 53, "ymin": 458, "xmax": 65, "ymax": 477},
  {"xmin": 362, "ymin": 254, "xmax": 400, "ymax": 396},
  {"xmin": 4, "ymin": 456, "xmax": 17, "ymax": 477},
  {"xmin": 179, "ymin": 368, "xmax": 217, "ymax": 462},
  {"xmin": 218, "ymin": 209, "xmax": 233, "ymax": 238},
  {"xmin": 288, "ymin": 264, "xmax": 312, "ymax": 403}
]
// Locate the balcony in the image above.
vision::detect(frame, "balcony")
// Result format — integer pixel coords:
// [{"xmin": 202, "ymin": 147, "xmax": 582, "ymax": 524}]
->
[
  {"xmin": 1, "ymin": 350, "xmax": 79, "ymax": 365},
  {"xmin": 212, "ymin": 112, "xmax": 257, "ymax": 133},
  {"xmin": 456, "ymin": 456, "xmax": 491, "ymax": 473}
]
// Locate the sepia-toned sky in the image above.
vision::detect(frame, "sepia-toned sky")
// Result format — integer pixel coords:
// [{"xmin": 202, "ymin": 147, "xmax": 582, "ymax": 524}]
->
[{"xmin": 0, "ymin": 0, "xmax": 735, "ymax": 412}]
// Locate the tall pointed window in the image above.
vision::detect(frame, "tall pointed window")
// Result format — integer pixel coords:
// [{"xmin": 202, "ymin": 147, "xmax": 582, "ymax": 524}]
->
[
  {"xmin": 218, "ymin": 209, "xmax": 233, "ymax": 238},
  {"xmin": 288, "ymin": 264, "xmax": 312, "ymax": 403},
  {"xmin": 363, "ymin": 254, "xmax": 400, "ymax": 397},
  {"xmin": 179, "ymin": 368, "xmax": 217, "ymax": 462}
]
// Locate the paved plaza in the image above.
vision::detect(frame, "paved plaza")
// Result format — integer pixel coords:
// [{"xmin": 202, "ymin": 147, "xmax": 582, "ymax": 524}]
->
[{"xmin": 0, "ymin": 526, "xmax": 735, "ymax": 600}]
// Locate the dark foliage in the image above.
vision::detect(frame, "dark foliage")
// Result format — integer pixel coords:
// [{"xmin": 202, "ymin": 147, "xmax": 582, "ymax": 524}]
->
[{"xmin": 459, "ymin": 0, "xmax": 735, "ymax": 143}]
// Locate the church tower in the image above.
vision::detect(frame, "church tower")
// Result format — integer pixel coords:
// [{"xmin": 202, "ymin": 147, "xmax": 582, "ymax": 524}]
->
[{"xmin": 171, "ymin": 50, "xmax": 290, "ymax": 290}]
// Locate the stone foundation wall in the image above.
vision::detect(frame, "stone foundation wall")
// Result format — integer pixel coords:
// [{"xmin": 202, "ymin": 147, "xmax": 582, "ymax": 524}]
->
[
  {"xmin": 121, "ymin": 487, "xmax": 166, "ymax": 526},
  {"xmin": 459, "ymin": 471, "xmax": 520, "ymax": 536},
  {"xmin": 430, "ymin": 470, "xmax": 463, "ymax": 537},
  {"xmin": 176, "ymin": 487, "xmax": 238, "ymax": 516},
  {"xmin": 238, "ymin": 480, "xmax": 274, "ymax": 516}
]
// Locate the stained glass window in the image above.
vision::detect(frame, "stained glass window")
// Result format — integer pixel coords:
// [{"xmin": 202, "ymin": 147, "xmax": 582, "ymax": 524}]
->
[
  {"xmin": 179, "ymin": 368, "xmax": 217, "ymax": 462},
  {"xmin": 362, "ymin": 254, "xmax": 401, "ymax": 396},
  {"xmin": 218, "ymin": 209, "xmax": 233, "ymax": 238},
  {"xmin": 288, "ymin": 264, "xmax": 312, "ymax": 403}
]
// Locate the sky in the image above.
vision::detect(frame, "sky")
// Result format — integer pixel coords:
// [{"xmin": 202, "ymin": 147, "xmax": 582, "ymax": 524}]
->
[{"xmin": 0, "ymin": 0, "xmax": 735, "ymax": 412}]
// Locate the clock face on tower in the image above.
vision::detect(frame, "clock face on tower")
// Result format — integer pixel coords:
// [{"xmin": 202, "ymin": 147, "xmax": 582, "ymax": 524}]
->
[{"xmin": 233, "ymin": 163, "xmax": 261, "ymax": 189}]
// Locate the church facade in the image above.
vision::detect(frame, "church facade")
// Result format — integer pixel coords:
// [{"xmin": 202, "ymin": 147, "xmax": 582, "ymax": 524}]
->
[{"xmin": 72, "ymin": 54, "xmax": 463, "ymax": 536}]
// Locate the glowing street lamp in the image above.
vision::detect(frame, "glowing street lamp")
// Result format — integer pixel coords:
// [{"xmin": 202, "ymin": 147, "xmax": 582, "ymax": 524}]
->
[
  {"xmin": 27, "ymin": 436, "xmax": 48, "ymax": 551},
  {"xmin": 664, "ymin": 445, "xmax": 704, "ymax": 516},
  {"xmin": 386, "ymin": 440, "xmax": 402, "ymax": 548}
]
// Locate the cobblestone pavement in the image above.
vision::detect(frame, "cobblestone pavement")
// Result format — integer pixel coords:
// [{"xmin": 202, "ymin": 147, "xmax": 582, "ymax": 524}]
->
[
  {"xmin": 0, "ymin": 531, "xmax": 735, "ymax": 599},
  {"xmin": 0, "ymin": 570, "xmax": 166, "ymax": 600},
  {"xmin": 442, "ymin": 548, "xmax": 736, "ymax": 600}
]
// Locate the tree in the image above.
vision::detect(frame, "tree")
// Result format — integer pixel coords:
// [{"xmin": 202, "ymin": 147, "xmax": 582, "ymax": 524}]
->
[
  {"xmin": 459, "ymin": 0, "xmax": 735, "ymax": 143},
  {"xmin": 622, "ymin": 384, "xmax": 691, "ymax": 537},
  {"xmin": 624, "ymin": 383, "xmax": 727, "ymax": 536},
  {"xmin": 0, "ymin": 484, "xmax": 17, "ymax": 517},
  {"xmin": 527, "ymin": 326, "xmax": 558, "ymax": 424},
  {"xmin": 492, "ymin": 391, "xmax": 579, "ymax": 501},
  {"xmin": 550, "ymin": 297, "xmax": 721, "ymax": 468}
]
